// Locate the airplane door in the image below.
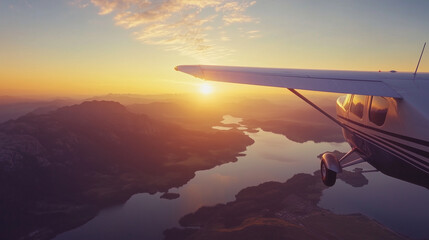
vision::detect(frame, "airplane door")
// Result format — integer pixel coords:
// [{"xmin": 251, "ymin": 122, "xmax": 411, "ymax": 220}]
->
[{"xmin": 349, "ymin": 94, "xmax": 369, "ymax": 123}]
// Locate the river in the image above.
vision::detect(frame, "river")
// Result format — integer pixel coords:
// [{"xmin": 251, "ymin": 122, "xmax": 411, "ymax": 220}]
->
[{"xmin": 55, "ymin": 115, "xmax": 429, "ymax": 240}]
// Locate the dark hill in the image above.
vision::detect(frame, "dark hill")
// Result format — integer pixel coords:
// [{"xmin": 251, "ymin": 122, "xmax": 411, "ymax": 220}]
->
[
  {"xmin": 165, "ymin": 172, "xmax": 407, "ymax": 240},
  {"xmin": 0, "ymin": 101, "xmax": 253, "ymax": 240}
]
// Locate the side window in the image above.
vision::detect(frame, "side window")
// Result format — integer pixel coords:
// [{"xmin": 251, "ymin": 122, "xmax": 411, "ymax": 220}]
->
[
  {"xmin": 369, "ymin": 96, "xmax": 389, "ymax": 126},
  {"xmin": 350, "ymin": 95, "xmax": 366, "ymax": 118}
]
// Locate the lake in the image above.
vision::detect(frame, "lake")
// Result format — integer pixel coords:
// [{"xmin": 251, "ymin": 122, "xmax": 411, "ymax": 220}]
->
[{"xmin": 55, "ymin": 115, "xmax": 429, "ymax": 240}]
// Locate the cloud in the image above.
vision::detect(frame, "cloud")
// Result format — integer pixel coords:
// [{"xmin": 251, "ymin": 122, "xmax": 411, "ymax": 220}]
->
[
  {"xmin": 216, "ymin": 1, "xmax": 257, "ymax": 25},
  {"xmin": 246, "ymin": 30, "xmax": 261, "ymax": 39},
  {"xmin": 76, "ymin": 0, "xmax": 258, "ymax": 60}
]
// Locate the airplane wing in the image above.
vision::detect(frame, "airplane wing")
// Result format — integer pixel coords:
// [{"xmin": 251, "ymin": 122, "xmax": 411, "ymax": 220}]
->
[{"xmin": 175, "ymin": 65, "xmax": 404, "ymax": 98}]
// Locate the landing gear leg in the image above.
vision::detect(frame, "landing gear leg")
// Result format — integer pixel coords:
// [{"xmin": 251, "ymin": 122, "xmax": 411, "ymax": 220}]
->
[{"xmin": 320, "ymin": 148, "xmax": 363, "ymax": 187}]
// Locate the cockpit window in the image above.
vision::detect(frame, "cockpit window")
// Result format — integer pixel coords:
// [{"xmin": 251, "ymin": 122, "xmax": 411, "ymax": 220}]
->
[
  {"xmin": 350, "ymin": 95, "xmax": 365, "ymax": 119},
  {"xmin": 343, "ymin": 94, "xmax": 352, "ymax": 111},
  {"xmin": 369, "ymin": 96, "xmax": 389, "ymax": 126}
]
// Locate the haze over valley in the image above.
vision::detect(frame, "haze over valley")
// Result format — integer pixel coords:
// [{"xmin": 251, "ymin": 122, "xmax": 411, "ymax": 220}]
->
[{"xmin": 1, "ymin": 94, "xmax": 427, "ymax": 239}]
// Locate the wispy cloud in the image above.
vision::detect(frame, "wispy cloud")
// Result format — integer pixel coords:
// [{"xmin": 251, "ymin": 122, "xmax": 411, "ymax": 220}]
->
[
  {"xmin": 75, "ymin": 0, "xmax": 258, "ymax": 60},
  {"xmin": 246, "ymin": 30, "xmax": 261, "ymax": 39},
  {"xmin": 216, "ymin": 1, "xmax": 257, "ymax": 25}
]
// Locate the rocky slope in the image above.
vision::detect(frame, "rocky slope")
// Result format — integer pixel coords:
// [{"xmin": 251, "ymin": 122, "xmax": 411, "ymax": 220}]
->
[{"xmin": 0, "ymin": 101, "xmax": 254, "ymax": 240}]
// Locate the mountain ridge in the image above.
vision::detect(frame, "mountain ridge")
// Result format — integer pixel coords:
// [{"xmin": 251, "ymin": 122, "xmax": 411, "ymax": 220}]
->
[{"xmin": 0, "ymin": 100, "xmax": 254, "ymax": 240}]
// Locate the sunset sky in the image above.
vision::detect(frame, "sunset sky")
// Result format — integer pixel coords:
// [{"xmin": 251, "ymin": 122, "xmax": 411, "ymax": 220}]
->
[{"xmin": 1, "ymin": 0, "xmax": 429, "ymax": 97}]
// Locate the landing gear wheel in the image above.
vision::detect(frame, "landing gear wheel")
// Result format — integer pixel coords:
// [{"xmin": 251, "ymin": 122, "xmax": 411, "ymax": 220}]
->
[{"xmin": 321, "ymin": 160, "xmax": 337, "ymax": 187}]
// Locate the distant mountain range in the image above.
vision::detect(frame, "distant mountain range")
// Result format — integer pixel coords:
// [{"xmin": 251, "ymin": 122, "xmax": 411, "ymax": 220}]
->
[{"xmin": 0, "ymin": 97, "xmax": 78, "ymax": 123}]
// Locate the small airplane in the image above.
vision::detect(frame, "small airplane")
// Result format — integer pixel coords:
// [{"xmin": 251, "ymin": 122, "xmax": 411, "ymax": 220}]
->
[{"xmin": 175, "ymin": 43, "xmax": 429, "ymax": 188}]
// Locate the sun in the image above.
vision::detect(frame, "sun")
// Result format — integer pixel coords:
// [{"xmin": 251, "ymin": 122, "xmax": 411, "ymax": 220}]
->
[{"xmin": 199, "ymin": 82, "xmax": 213, "ymax": 95}]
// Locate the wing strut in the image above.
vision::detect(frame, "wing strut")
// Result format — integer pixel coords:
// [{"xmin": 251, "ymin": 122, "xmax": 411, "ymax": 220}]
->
[
  {"xmin": 414, "ymin": 42, "xmax": 426, "ymax": 79},
  {"xmin": 287, "ymin": 88, "xmax": 345, "ymax": 128}
]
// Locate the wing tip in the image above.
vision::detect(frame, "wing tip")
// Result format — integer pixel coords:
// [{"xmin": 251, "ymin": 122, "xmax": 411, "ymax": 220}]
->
[{"xmin": 175, "ymin": 65, "xmax": 204, "ymax": 79}]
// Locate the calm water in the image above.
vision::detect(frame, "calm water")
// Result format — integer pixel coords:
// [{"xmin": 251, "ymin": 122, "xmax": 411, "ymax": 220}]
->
[{"xmin": 55, "ymin": 115, "xmax": 429, "ymax": 240}]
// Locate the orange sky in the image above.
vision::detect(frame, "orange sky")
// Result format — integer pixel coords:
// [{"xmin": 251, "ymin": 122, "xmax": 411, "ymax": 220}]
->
[{"xmin": 1, "ymin": 0, "xmax": 428, "ymax": 98}]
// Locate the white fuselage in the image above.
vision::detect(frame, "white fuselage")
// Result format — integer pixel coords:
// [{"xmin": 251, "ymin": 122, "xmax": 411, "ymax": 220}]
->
[{"xmin": 336, "ymin": 91, "xmax": 429, "ymax": 176}]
